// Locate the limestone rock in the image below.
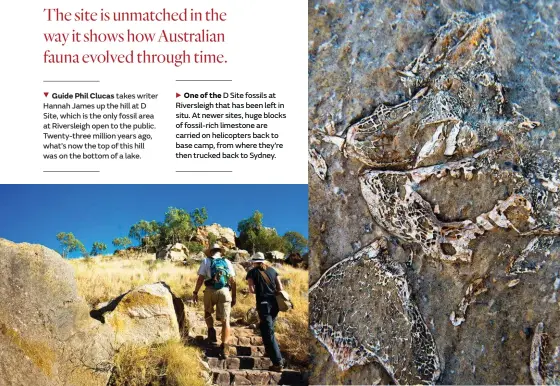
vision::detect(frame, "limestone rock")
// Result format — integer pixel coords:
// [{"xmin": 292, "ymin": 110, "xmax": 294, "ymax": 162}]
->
[
  {"xmin": 229, "ymin": 249, "xmax": 250, "ymax": 262},
  {"xmin": 93, "ymin": 282, "xmax": 185, "ymax": 345},
  {"xmin": 309, "ymin": 1, "xmax": 560, "ymax": 384},
  {"xmin": 193, "ymin": 251, "xmax": 206, "ymax": 260},
  {"xmin": 0, "ymin": 238, "xmax": 115, "ymax": 386},
  {"xmin": 232, "ymin": 262, "xmax": 246, "ymax": 277},
  {"xmin": 195, "ymin": 224, "xmax": 236, "ymax": 249},
  {"xmin": 310, "ymin": 239, "xmax": 440, "ymax": 385},
  {"xmin": 245, "ymin": 307, "xmax": 259, "ymax": 326},
  {"xmin": 266, "ymin": 251, "xmax": 285, "ymax": 261},
  {"xmin": 156, "ymin": 243, "xmax": 189, "ymax": 261},
  {"xmin": 285, "ymin": 252, "xmax": 305, "ymax": 267}
]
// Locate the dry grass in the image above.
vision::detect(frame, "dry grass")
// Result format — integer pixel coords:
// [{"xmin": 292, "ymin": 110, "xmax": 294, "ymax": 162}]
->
[
  {"xmin": 70, "ymin": 256, "xmax": 310, "ymax": 367},
  {"xmin": 70, "ymin": 256, "xmax": 199, "ymax": 306},
  {"xmin": 273, "ymin": 265, "xmax": 312, "ymax": 365},
  {"xmin": 110, "ymin": 340, "xmax": 204, "ymax": 386}
]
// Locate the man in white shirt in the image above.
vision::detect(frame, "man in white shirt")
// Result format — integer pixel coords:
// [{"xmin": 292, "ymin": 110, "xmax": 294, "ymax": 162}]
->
[{"xmin": 193, "ymin": 243, "xmax": 236, "ymax": 358}]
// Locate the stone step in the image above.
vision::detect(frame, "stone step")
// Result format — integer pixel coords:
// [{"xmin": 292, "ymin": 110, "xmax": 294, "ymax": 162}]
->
[
  {"xmin": 193, "ymin": 335, "xmax": 267, "ymax": 357},
  {"xmin": 191, "ymin": 327, "xmax": 263, "ymax": 345},
  {"xmin": 191, "ymin": 325, "xmax": 257, "ymax": 338},
  {"xmin": 191, "ymin": 333, "xmax": 263, "ymax": 346},
  {"xmin": 212, "ymin": 369, "xmax": 305, "ymax": 386},
  {"xmin": 208, "ymin": 356, "xmax": 273, "ymax": 370}
]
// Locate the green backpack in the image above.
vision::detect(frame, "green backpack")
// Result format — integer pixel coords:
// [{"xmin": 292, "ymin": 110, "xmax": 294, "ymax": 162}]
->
[{"xmin": 210, "ymin": 258, "xmax": 230, "ymax": 289}]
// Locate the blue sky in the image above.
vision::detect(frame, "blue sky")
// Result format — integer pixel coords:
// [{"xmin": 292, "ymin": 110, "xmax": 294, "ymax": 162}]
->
[{"xmin": 0, "ymin": 185, "xmax": 308, "ymax": 257}]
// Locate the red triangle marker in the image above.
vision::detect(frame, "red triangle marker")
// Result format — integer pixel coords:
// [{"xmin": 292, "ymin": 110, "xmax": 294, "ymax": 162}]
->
[
  {"xmin": 176, "ymin": 93, "xmax": 181, "ymax": 98},
  {"xmin": 44, "ymin": 92, "xmax": 49, "ymax": 97}
]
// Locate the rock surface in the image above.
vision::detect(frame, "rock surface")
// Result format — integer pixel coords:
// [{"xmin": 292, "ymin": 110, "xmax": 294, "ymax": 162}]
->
[
  {"xmin": 0, "ymin": 238, "xmax": 115, "ymax": 386},
  {"xmin": 229, "ymin": 249, "xmax": 251, "ymax": 262},
  {"xmin": 309, "ymin": 1, "xmax": 560, "ymax": 384},
  {"xmin": 156, "ymin": 243, "xmax": 189, "ymax": 261},
  {"xmin": 92, "ymin": 282, "xmax": 185, "ymax": 345},
  {"xmin": 310, "ymin": 239, "xmax": 440, "ymax": 385},
  {"xmin": 195, "ymin": 223, "xmax": 237, "ymax": 249},
  {"xmin": 266, "ymin": 251, "xmax": 286, "ymax": 261}
]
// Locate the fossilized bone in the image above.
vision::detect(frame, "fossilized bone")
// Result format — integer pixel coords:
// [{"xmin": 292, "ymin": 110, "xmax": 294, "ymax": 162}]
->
[{"xmin": 309, "ymin": 239, "xmax": 441, "ymax": 385}]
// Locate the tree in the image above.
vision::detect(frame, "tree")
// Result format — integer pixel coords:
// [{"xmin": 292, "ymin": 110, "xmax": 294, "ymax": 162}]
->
[
  {"xmin": 190, "ymin": 207, "xmax": 208, "ymax": 230},
  {"xmin": 237, "ymin": 211, "xmax": 264, "ymax": 252},
  {"xmin": 56, "ymin": 232, "xmax": 86, "ymax": 258},
  {"xmin": 129, "ymin": 219, "xmax": 158, "ymax": 252},
  {"xmin": 237, "ymin": 211, "xmax": 287, "ymax": 253},
  {"xmin": 282, "ymin": 231, "xmax": 308, "ymax": 255},
  {"xmin": 159, "ymin": 207, "xmax": 208, "ymax": 246},
  {"xmin": 207, "ymin": 232, "xmax": 218, "ymax": 246},
  {"xmin": 90, "ymin": 241, "xmax": 108, "ymax": 256},
  {"xmin": 254, "ymin": 228, "xmax": 286, "ymax": 253},
  {"xmin": 112, "ymin": 237, "xmax": 132, "ymax": 250},
  {"xmin": 162, "ymin": 207, "xmax": 192, "ymax": 244},
  {"xmin": 238, "ymin": 211, "xmax": 264, "ymax": 235}
]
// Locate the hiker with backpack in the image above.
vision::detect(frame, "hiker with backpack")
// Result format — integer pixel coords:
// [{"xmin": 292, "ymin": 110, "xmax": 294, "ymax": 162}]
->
[
  {"xmin": 246, "ymin": 252, "xmax": 286, "ymax": 372},
  {"xmin": 192, "ymin": 243, "xmax": 236, "ymax": 358}
]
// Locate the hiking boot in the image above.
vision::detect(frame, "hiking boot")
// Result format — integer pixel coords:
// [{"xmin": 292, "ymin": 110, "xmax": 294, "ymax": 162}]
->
[
  {"xmin": 218, "ymin": 343, "xmax": 228, "ymax": 360},
  {"xmin": 269, "ymin": 360, "xmax": 284, "ymax": 372},
  {"xmin": 206, "ymin": 327, "xmax": 218, "ymax": 345}
]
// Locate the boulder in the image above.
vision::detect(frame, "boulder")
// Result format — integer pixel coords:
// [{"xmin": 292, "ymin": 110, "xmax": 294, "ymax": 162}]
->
[
  {"xmin": 195, "ymin": 224, "xmax": 236, "ymax": 249},
  {"xmin": 193, "ymin": 251, "xmax": 206, "ymax": 261},
  {"xmin": 232, "ymin": 262, "xmax": 247, "ymax": 277},
  {"xmin": 285, "ymin": 252, "xmax": 304, "ymax": 267},
  {"xmin": 0, "ymin": 238, "xmax": 115, "ymax": 386},
  {"xmin": 91, "ymin": 282, "xmax": 186, "ymax": 345},
  {"xmin": 228, "ymin": 249, "xmax": 250, "ymax": 262},
  {"xmin": 156, "ymin": 243, "xmax": 189, "ymax": 261},
  {"xmin": 266, "ymin": 251, "xmax": 285, "ymax": 261},
  {"xmin": 245, "ymin": 307, "xmax": 259, "ymax": 325}
]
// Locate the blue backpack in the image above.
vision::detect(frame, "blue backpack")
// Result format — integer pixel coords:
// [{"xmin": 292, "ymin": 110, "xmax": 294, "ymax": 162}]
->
[{"xmin": 210, "ymin": 258, "xmax": 230, "ymax": 289}]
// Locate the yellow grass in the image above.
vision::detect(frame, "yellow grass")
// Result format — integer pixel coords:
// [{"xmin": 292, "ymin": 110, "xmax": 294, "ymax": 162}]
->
[
  {"xmin": 111, "ymin": 340, "xmax": 204, "ymax": 386},
  {"xmin": 70, "ymin": 256, "xmax": 310, "ymax": 366},
  {"xmin": 274, "ymin": 265, "xmax": 312, "ymax": 365},
  {"xmin": 70, "ymin": 256, "xmax": 199, "ymax": 306}
]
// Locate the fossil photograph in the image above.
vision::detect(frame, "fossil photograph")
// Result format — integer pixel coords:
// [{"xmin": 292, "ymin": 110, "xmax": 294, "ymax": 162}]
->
[{"xmin": 308, "ymin": 0, "xmax": 559, "ymax": 384}]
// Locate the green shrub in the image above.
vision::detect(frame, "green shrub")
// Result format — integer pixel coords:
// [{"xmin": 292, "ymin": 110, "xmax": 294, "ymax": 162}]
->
[{"xmin": 184, "ymin": 242, "xmax": 204, "ymax": 254}]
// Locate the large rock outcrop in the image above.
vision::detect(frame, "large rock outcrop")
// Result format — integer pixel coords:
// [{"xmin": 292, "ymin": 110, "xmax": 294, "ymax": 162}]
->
[
  {"xmin": 309, "ymin": 1, "xmax": 560, "ymax": 384},
  {"xmin": 266, "ymin": 251, "xmax": 285, "ymax": 261},
  {"xmin": 92, "ymin": 282, "xmax": 186, "ymax": 345},
  {"xmin": 0, "ymin": 239, "xmax": 115, "ymax": 386},
  {"xmin": 195, "ymin": 224, "xmax": 236, "ymax": 249},
  {"xmin": 156, "ymin": 243, "xmax": 189, "ymax": 261},
  {"xmin": 228, "ymin": 249, "xmax": 250, "ymax": 262}
]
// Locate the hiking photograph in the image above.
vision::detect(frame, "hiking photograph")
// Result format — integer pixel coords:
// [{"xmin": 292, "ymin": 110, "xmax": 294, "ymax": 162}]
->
[
  {"xmin": 0, "ymin": 184, "xmax": 310, "ymax": 386},
  {"xmin": 308, "ymin": 0, "xmax": 560, "ymax": 385}
]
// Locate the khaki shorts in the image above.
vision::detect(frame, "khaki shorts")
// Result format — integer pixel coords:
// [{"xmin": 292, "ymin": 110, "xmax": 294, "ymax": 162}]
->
[{"xmin": 203, "ymin": 286, "xmax": 232, "ymax": 322}]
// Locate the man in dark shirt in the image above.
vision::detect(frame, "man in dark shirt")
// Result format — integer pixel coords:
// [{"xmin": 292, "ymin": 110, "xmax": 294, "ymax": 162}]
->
[{"xmin": 246, "ymin": 252, "xmax": 285, "ymax": 371}]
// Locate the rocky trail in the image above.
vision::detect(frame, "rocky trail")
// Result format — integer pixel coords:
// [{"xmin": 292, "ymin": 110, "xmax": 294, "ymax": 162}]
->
[{"xmin": 189, "ymin": 323, "xmax": 306, "ymax": 385}]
